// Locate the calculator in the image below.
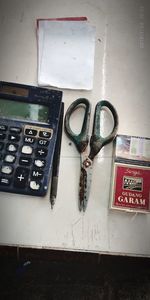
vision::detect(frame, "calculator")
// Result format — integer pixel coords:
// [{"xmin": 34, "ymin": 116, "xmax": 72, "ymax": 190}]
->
[{"xmin": 0, "ymin": 81, "xmax": 63, "ymax": 196}]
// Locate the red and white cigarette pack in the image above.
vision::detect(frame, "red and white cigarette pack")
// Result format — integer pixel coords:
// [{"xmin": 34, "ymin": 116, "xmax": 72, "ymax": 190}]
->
[{"xmin": 110, "ymin": 135, "xmax": 150, "ymax": 213}]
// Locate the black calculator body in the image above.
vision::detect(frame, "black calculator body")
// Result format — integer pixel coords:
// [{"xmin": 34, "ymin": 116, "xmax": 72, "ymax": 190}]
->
[{"xmin": 0, "ymin": 81, "xmax": 63, "ymax": 196}]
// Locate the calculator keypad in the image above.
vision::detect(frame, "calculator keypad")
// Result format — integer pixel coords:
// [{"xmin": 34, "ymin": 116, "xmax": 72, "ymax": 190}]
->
[
  {"xmin": 0, "ymin": 123, "xmax": 53, "ymax": 195},
  {"xmin": 1, "ymin": 165, "xmax": 13, "ymax": 175},
  {"xmin": 6, "ymin": 143, "xmax": 18, "ymax": 152},
  {"xmin": 4, "ymin": 154, "xmax": 16, "ymax": 163},
  {"xmin": 14, "ymin": 167, "xmax": 30, "ymax": 189}
]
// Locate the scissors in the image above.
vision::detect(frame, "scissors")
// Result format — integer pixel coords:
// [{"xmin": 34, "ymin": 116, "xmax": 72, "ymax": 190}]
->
[{"xmin": 64, "ymin": 98, "xmax": 119, "ymax": 212}]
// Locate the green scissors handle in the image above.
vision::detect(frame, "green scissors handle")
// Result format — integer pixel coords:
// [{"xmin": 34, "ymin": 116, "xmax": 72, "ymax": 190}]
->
[
  {"xmin": 89, "ymin": 100, "xmax": 119, "ymax": 160},
  {"xmin": 64, "ymin": 98, "xmax": 91, "ymax": 153}
]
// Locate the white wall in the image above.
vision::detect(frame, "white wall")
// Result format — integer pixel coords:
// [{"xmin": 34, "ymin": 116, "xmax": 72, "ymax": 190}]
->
[{"xmin": 0, "ymin": 0, "xmax": 150, "ymax": 256}]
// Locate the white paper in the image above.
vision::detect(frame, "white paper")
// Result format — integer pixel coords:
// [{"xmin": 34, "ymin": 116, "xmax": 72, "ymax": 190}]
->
[{"xmin": 37, "ymin": 20, "xmax": 96, "ymax": 90}]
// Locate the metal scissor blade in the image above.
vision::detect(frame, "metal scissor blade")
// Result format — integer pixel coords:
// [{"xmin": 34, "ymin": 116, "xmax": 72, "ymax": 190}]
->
[{"xmin": 79, "ymin": 158, "xmax": 93, "ymax": 212}]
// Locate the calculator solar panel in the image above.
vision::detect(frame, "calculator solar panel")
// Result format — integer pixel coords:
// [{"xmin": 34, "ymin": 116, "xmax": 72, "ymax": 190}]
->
[{"xmin": 0, "ymin": 81, "xmax": 63, "ymax": 196}]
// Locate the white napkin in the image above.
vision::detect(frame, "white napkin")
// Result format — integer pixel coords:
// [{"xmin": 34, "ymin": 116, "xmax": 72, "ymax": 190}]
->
[{"xmin": 37, "ymin": 19, "xmax": 96, "ymax": 90}]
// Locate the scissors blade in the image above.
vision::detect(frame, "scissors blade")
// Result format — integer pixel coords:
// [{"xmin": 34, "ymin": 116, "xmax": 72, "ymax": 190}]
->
[{"xmin": 79, "ymin": 157, "xmax": 93, "ymax": 212}]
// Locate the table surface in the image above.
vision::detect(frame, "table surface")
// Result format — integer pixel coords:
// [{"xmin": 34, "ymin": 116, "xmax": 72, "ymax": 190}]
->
[{"xmin": 0, "ymin": 0, "xmax": 150, "ymax": 257}]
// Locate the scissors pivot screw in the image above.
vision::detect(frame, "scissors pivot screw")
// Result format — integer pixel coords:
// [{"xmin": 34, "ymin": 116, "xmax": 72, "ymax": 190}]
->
[{"xmin": 83, "ymin": 158, "xmax": 92, "ymax": 168}]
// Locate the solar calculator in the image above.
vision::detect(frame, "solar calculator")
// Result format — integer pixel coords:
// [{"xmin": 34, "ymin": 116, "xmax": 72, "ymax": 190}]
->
[{"xmin": 0, "ymin": 81, "xmax": 63, "ymax": 196}]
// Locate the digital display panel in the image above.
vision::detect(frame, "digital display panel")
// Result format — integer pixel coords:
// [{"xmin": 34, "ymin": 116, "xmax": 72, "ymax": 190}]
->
[{"xmin": 0, "ymin": 98, "xmax": 49, "ymax": 123}]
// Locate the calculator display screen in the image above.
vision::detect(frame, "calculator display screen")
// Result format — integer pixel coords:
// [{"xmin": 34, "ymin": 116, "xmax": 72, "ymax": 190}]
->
[{"xmin": 0, "ymin": 98, "xmax": 49, "ymax": 123}]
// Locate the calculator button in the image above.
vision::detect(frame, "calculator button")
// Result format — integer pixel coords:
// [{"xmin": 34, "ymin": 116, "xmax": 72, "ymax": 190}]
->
[
  {"xmin": 0, "ymin": 125, "xmax": 7, "ymax": 131},
  {"xmin": 0, "ymin": 177, "xmax": 11, "ymax": 186},
  {"xmin": 25, "ymin": 129, "xmax": 37, "ymax": 136},
  {"xmin": 21, "ymin": 145, "xmax": 33, "ymax": 155},
  {"xmin": 24, "ymin": 137, "xmax": 35, "ymax": 144},
  {"xmin": 34, "ymin": 159, "xmax": 46, "ymax": 168},
  {"xmin": 0, "ymin": 142, "xmax": 4, "ymax": 150},
  {"xmin": 19, "ymin": 157, "xmax": 32, "ymax": 166},
  {"xmin": 30, "ymin": 181, "xmax": 41, "ymax": 191},
  {"xmin": 4, "ymin": 154, "xmax": 16, "ymax": 163},
  {"xmin": 10, "ymin": 127, "xmax": 22, "ymax": 134},
  {"xmin": 6, "ymin": 143, "xmax": 18, "ymax": 152},
  {"xmin": 38, "ymin": 139, "xmax": 49, "ymax": 146},
  {"xmin": 35, "ymin": 148, "xmax": 48, "ymax": 158},
  {"xmin": 39, "ymin": 131, "xmax": 52, "ymax": 139},
  {"xmin": 31, "ymin": 169, "xmax": 44, "ymax": 179},
  {"xmin": 14, "ymin": 167, "xmax": 29, "ymax": 189},
  {"xmin": 8, "ymin": 134, "xmax": 20, "ymax": 142},
  {"xmin": 0, "ymin": 133, "xmax": 6, "ymax": 140},
  {"xmin": 1, "ymin": 165, "xmax": 13, "ymax": 175}
]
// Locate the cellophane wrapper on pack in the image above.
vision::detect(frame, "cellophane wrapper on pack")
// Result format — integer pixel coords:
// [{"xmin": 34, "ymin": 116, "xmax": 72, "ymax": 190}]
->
[{"xmin": 110, "ymin": 135, "xmax": 150, "ymax": 213}]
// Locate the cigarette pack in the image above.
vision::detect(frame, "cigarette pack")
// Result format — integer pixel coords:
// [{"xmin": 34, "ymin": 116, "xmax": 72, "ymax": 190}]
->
[{"xmin": 110, "ymin": 135, "xmax": 150, "ymax": 213}]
